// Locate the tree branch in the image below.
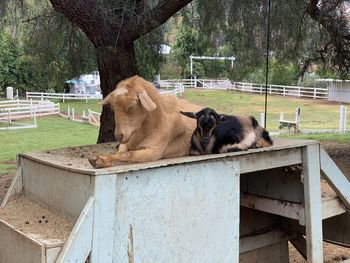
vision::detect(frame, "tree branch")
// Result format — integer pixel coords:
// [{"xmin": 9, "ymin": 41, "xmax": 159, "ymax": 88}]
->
[
  {"xmin": 306, "ymin": 0, "xmax": 350, "ymax": 75},
  {"xmin": 126, "ymin": 0, "xmax": 192, "ymax": 42},
  {"xmin": 49, "ymin": 0, "xmax": 117, "ymax": 47}
]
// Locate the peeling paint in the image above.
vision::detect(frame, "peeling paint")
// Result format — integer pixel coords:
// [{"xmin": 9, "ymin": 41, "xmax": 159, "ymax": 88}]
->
[{"xmin": 128, "ymin": 224, "xmax": 134, "ymax": 263}]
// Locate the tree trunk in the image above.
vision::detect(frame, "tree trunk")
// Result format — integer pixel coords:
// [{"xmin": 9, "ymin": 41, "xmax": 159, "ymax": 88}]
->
[{"xmin": 96, "ymin": 43, "xmax": 138, "ymax": 143}]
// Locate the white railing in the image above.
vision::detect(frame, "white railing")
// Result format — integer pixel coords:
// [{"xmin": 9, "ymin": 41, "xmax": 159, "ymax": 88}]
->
[
  {"xmin": 87, "ymin": 110, "xmax": 101, "ymax": 127},
  {"xmin": 230, "ymin": 82, "xmax": 328, "ymax": 99},
  {"xmin": 26, "ymin": 92, "xmax": 102, "ymax": 102},
  {"xmin": 0, "ymin": 99, "xmax": 59, "ymax": 130},
  {"xmin": 159, "ymin": 79, "xmax": 328, "ymax": 99},
  {"xmin": 159, "ymin": 84, "xmax": 185, "ymax": 96}
]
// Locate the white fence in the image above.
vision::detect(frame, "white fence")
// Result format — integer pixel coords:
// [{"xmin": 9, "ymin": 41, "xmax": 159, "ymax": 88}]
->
[
  {"xmin": 26, "ymin": 92, "xmax": 102, "ymax": 102},
  {"xmin": 230, "ymin": 82, "xmax": 328, "ymax": 99},
  {"xmin": 0, "ymin": 99, "xmax": 59, "ymax": 130},
  {"xmin": 159, "ymin": 85, "xmax": 185, "ymax": 96},
  {"xmin": 159, "ymin": 79, "xmax": 328, "ymax": 99}
]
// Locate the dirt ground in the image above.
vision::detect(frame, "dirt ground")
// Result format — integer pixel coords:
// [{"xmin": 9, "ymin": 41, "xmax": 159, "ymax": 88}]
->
[{"xmin": 0, "ymin": 141, "xmax": 349, "ymax": 261}]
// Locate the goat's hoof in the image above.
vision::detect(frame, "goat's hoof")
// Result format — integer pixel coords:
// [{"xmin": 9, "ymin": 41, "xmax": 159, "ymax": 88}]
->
[{"xmin": 88, "ymin": 157, "xmax": 106, "ymax": 169}]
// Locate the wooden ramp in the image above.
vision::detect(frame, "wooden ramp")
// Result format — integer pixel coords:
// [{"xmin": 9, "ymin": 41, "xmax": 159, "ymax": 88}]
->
[{"xmin": 0, "ymin": 139, "xmax": 349, "ymax": 262}]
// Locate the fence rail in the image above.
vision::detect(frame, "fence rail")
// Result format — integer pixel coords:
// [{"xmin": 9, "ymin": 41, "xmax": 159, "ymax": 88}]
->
[
  {"xmin": 159, "ymin": 79, "xmax": 328, "ymax": 100},
  {"xmin": 159, "ymin": 85, "xmax": 185, "ymax": 96},
  {"xmin": 0, "ymin": 99, "xmax": 59, "ymax": 130},
  {"xmin": 230, "ymin": 82, "xmax": 328, "ymax": 99},
  {"xmin": 26, "ymin": 92, "xmax": 102, "ymax": 102}
]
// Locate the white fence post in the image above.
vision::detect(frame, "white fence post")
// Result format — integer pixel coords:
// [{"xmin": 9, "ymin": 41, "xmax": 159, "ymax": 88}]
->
[
  {"xmin": 41, "ymin": 93, "xmax": 44, "ymax": 101},
  {"xmin": 72, "ymin": 108, "xmax": 75, "ymax": 120},
  {"xmin": 295, "ymin": 107, "xmax": 301, "ymax": 131},
  {"xmin": 339, "ymin": 105, "xmax": 347, "ymax": 133},
  {"xmin": 33, "ymin": 111, "xmax": 37, "ymax": 126},
  {"xmin": 8, "ymin": 109, "xmax": 11, "ymax": 124},
  {"xmin": 88, "ymin": 109, "xmax": 91, "ymax": 124},
  {"xmin": 260, "ymin": 113, "xmax": 265, "ymax": 128},
  {"xmin": 67, "ymin": 106, "xmax": 71, "ymax": 118},
  {"xmin": 280, "ymin": 112, "xmax": 284, "ymax": 121}
]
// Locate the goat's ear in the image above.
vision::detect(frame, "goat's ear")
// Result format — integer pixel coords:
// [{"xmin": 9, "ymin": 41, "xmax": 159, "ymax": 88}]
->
[
  {"xmin": 219, "ymin": 115, "xmax": 226, "ymax": 122},
  {"xmin": 99, "ymin": 92, "xmax": 112, "ymax": 105},
  {"xmin": 180, "ymin": 111, "xmax": 197, "ymax": 119},
  {"xmin": 138, "ymin": 90, "xmax": 156, "ymax": 111}
]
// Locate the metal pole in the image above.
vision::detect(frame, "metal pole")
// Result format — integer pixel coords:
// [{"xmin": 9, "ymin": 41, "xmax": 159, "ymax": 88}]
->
[{"xmin": 264, "ymin": 0, "xmax": 271, "ymax": 129}]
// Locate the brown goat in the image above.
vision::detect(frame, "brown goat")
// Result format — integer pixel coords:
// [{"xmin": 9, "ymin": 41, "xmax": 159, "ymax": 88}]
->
[{"xmin": 89, "ymin": 75, "xmax": 202, "ymax": 168}]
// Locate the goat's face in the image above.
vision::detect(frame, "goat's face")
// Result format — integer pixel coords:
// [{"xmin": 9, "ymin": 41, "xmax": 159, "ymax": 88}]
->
[
  {"xmin": 100, "ymin": 81, "xmax": 156, "ymax": 144},
  {"xmin": 181, "ymin": 108, "xmax": 224, "ymax": 146}
]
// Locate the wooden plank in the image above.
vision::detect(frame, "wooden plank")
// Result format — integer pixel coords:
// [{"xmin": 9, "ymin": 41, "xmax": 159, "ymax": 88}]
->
[
  {"xmin": 0, "ymin": 167, "xmax": 22, "ymax": 209},
  {"xmin": 90, "ymin": 175, "xmax": 117, "ymax": 263},
  {"xmin": 113, "ymin": 161, "xmax": 240, "ymax": 262},
  {"xmin": 241, "ymin": 194, "xmax": 345, "ymax": 227},
  {"xmin": 22, "ymin": 158, "xmax": 92, "ymax": 220},
  {"xmin": 320, "ymin": 147, "xmax": 350, "ymax": 210},
  {"xmin": 240, "ymin": 207, "xmax": 280, "ymax": 237},
  {"xmin": 0, "ymin": 219, "xmax": 44, "ymax": 263},
  {"xmin": 302, "ymin": 144, "xmax": 323, "ymax": 263},
  {"xmin": 241, "ymin": 168, "xmax": 304, "ymax": 203},
  {"xmin": 240, "ymin": 194, "xmax": 302, "ymax": 221},
  {"xmin": 19, "ymin": 140, "xmax": 304, "ymax": 176},
  {"xmin": 46, "ymin": 247, "xmax": 62, "ymax": 263},
  {"xmin": 321, "ymin": 197, "xmax": 346, "ymax": 219},
  {"xmin": 239, "ymin": 229, "xmax": 296, "ymax": 253},
  {"xmin": 56, "ymin": 196, "xmax": 94, "ymax": 263},
  {"xmin": 289, "ymin": 234, "xmax": 307, "ymax": 259},
  {"xmin": 323, "ymin": 213, "xmax": 350, "ymax": 246},
  {"xmin": 240, "ymin": 241, "xmax": 289, "ymax": 263}
]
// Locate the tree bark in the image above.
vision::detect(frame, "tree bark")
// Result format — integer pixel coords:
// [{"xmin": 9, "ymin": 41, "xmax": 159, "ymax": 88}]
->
[{"xmin": 96, "ymin": 44, "xmax": 138, "ymax": 143}]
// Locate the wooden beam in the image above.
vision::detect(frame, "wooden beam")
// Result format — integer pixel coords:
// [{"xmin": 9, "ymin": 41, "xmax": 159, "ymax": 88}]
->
[
  {"xmin": 240, "ymin": 194, "xmax": 302, "ymax": 221},
  {"xmin": 56, "ymin": 196, "xmax": 94, "ymax": 263},
  {"xmin": 320, "ymin": 147, "xmax": 350, "ymax": 210},
  {"xmin": 302, "ymin": 144, "xmax": 323, "ymax": 263},
  {"xmin": 240, "ymin": 229, "xmax": 296, "ymax": 253},
  {"xmin": 289, "ymin": 234, "xmax": 307, "ymax": 259}
]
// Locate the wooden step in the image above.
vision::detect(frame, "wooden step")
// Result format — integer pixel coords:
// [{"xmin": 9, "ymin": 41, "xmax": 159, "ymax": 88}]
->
[{"xmin": 0, "ymin": 196, "xmax": 74, "ymax": 263}]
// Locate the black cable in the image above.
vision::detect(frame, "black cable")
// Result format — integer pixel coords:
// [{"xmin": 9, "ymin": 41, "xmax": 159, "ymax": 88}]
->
[{"xmin": 264, "ymin": 0, "xmax": 271, "ymax": 129}]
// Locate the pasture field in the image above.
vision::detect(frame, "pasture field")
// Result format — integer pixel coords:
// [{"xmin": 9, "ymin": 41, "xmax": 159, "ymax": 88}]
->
[
  {"xmin": 1, "ymin": 89, "xmax": 349, "ymax": 176},
  {"xmin": 184, "ymin": 89, "xmax": 350, "ymax": 131},
  {"xmin": 0, "ymin": 116, "xmax": 98, "ymax": 175}
]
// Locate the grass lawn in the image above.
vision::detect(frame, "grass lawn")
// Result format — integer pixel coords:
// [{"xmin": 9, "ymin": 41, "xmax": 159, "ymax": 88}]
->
[
  {"xmin": 278, "ymin": 132, "xmax": 350, "ymax": 143},
  {"xmin": 183, "ymin": 89, "xmax": 350, "ymax": 131},
  {"xmin": 0, "ymin": 116, "xmax": 98, "ymax": 175}
]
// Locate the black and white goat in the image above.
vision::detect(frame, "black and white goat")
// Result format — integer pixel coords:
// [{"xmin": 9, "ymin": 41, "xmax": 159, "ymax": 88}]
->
[{"xmin": 181, "ymin": 108, "xmax": 273, "ymax": 155}]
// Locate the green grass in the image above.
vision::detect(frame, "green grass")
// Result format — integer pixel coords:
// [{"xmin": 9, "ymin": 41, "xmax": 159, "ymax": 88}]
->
[
  {"xmin": 278, "ymin": 132, "xmax": 350, "ymax": 143},
  {"xmin": 183, "ymin": 89, "xmax": 350, "ymax": 131},
  {"xmin": 0, "ymin": 116, "xmax": 98, "ymax": 175}
]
